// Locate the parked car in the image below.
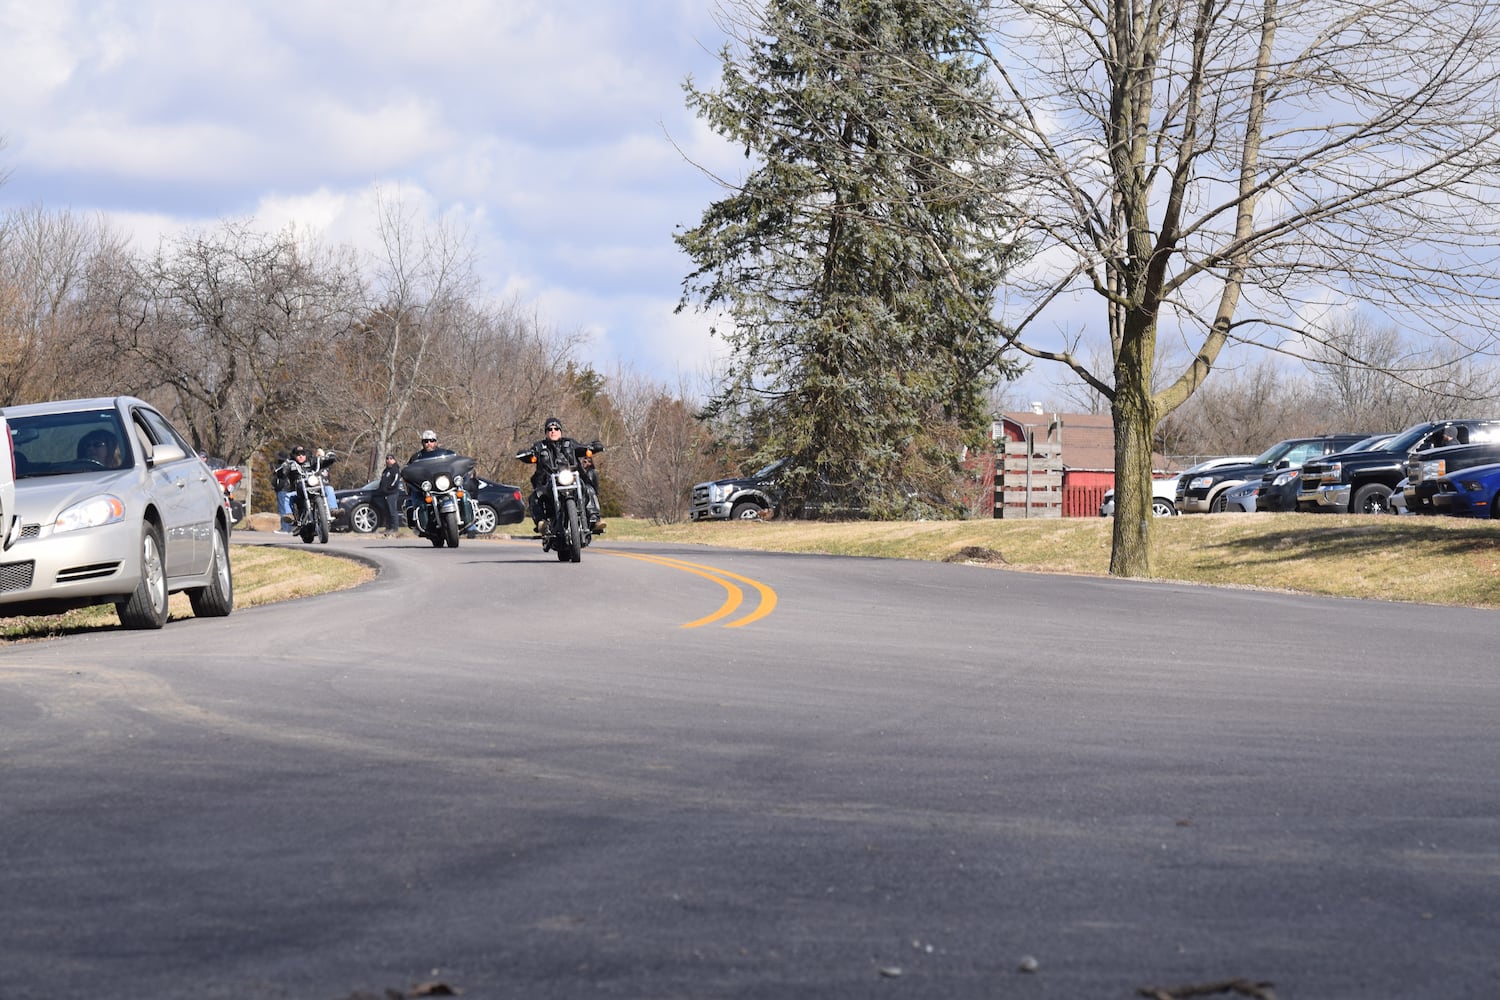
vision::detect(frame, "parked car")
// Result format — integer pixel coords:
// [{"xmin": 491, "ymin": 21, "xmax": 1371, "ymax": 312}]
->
[
  {"xmin": 1402, "ymin": 430, "xmax": 1500, "ymax": 514},
  {"xmin": 1224, "ymin": 480, "xmax": 1262, "ymax": 513},
  {"xmin": 1099, "ymin": 457, "xmax": 1253, "ymax": 518},
  {"xmin": 0, "ymin": 396, "xmax": 234, "ymax": 628},
  {"xmin": 1427, "ymin": 463, "xmax": 1500, "ymax": 518},
  {"xmin": 690, "ymin": 459, "xmax": 789, "ymax": 521},
  {"xmin": 1099, "ymin": 473, "xmax": 1184, "ymax": 518},
  {"xmin": 1177, "ymin": 436, "xmax": 1370, "ymax": 513},
  {"xmin": 335, "ymin": 473, "xmax": 525, "ymax": 535},
  {"xmin": 1298, "ymin": 421, "xmax": 1500, "ymax": 514}
]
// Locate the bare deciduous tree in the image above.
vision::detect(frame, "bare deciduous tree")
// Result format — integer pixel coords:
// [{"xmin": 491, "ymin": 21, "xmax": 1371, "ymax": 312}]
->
[{"xmin": 971, "ymin": 0, "xmax": 1500, "ymax": 574}]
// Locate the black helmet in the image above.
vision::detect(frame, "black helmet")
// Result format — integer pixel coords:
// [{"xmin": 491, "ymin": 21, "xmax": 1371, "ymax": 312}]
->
[
  {"xmin": 291, "ymin": 444, "xmax": 307, "ymax": 455},
  {"xmin": 544, "ymin": 417, "xmax": 563, "ymax": 432}
]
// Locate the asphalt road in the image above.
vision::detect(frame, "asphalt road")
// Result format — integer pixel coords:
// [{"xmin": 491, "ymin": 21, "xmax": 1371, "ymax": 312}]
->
[{"xmin": 2, "ymin": 532, "xmax": 1496, "ymax": 999}]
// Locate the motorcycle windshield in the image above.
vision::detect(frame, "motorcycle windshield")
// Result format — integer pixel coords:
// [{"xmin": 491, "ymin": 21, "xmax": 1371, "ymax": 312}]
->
[{"xmin": 402, "ymin": 453, "xmax": 476, "ymax": 489}]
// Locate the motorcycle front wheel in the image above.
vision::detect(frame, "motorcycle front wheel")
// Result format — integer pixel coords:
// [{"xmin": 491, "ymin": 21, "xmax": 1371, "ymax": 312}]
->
[
  {"xmin": 441, "ymin": 509, "xmax": 461, "ymax": 548},
  {"xmin": 315, "ymin": 502, "xmax": 330, "ymax": 544},
  {"xmin": 563, "ymin": 496, "xmax": 582, "ymax": 563}
]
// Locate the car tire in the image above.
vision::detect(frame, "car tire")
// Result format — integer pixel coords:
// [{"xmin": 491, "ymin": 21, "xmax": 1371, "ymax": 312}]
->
[
  {"xmin": 1151, "ymin": 498, "xmax": 1177, "ymax": 517},
  {"xmin": 188, "ymin": 525, "xmax": 234, "ymax": 618},
  {"xmin": 1352, "ymin": 482, "xmax": 1391, "ymax": 514},
  {"xmin": 348, "ymin": 502, "xmax": 380, "ymax": 534},
  {"xmin": 471, "ymin": 503, "xmax": 498, "ymax": 535},
  {"xmin": 117, "ymin": 522, "xmax": 169, "ymax": 630},
  {"xmin": 730, "ymin": 500, "xmax": 764, "ymax": 521},
  {"xmin": 1209, "ymin": 491, "xmax": 1229, "ymax": 514}
]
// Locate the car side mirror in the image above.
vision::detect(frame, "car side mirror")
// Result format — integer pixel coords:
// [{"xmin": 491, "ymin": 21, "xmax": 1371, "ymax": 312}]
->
[{"xmin": 145, "ymin": 442, "xmax": 186, "ymax": 466}]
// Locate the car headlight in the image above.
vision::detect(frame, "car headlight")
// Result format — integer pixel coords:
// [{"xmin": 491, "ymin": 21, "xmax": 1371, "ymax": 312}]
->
[
  {"xmin": 557, "ymin": 468, "xmax": 576, "ymax": 486},
  {"xmin": 1462, "ymin": 479, "xmax": 1486, "ymax": 492},
  {"xmin": 1189, "ymin": 476, "xmax": 1214, "ymax": 490},
  {"xmin": 1313, "ymin": 462, "xmax": 1338, "ymax": 483},
  {"xmin": 434, "ymin": 474, "xmax": 452, "ymax": 491},
  {"xmin": 1272, "ymin": 470, "xmax": 1300, "ymax": 487},
  {"xmin": 1417, "ymin": 460, "xmax": 1445, "ymax": 481},
  {"xmin": 54, "ymin": 495, "xmax": 126, "ymax": 534}
]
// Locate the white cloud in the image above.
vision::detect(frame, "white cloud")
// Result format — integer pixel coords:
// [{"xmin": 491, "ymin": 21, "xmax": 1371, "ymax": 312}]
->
[{"xmin": 0, "ymin": 0, "xmax": 736, "ymax": 390}]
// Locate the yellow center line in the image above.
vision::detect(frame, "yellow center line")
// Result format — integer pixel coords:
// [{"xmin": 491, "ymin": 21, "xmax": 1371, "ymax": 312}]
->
[{"xmin": 604, "ymin": 550, "xmax": 778, "ymax": 628}]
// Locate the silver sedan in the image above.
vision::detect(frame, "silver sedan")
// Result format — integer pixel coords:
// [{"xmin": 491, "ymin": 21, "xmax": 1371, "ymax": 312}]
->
[{"xmin": 0, "ymin": 396, "xmax": 233, "ymax": 628}]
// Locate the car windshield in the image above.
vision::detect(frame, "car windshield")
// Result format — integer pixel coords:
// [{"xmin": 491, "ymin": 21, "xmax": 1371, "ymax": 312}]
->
[
  {"xmin": 1344, "ymin": 433, "xmax": 1394, "ymax": 453},
  {"xmin": 7, "ymin": 409, "xmax": 133, "ymax": 479},
  {"xmin": 1251, "ymin": 441, "xmax": 1296, "ymax": 466},
  {"xmin": 750, "ymin": 458, "xmax": 789, "ymax": 479}
]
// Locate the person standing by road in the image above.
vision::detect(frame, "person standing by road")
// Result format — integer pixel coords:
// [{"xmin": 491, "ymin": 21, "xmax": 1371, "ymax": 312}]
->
[{"xmin": 375, "ymin": 453, "xmax": 404, "ymax": 537}]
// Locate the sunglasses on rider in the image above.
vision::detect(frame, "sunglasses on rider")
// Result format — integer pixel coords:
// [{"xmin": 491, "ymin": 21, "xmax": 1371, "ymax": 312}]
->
[{"xmin": 546, "ymin": 424, "xmax": 562, "ymax": 432}]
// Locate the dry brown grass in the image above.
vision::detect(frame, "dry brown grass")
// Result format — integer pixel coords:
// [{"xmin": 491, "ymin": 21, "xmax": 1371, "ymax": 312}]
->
[
  {"xmin": 604, "ymin": 513, "xmax": 1500, "ymax": 609},
  {"xmin": 1, "ymin": 543, "xmax": 374, "ymax": 641}
]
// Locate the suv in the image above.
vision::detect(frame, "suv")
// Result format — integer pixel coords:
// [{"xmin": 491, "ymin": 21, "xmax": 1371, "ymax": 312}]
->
[
  {"xmin": 1402, "ymin": 426, "xmax": 1500, "ymax": 513},
  {"xmin": 1176, "ymin": 435, "xmax": 1370, "ymax": 513},
  {"xmin": 689, "ymin": 459, "xmax": 788, "ymax": 521},
  {"xmin": 1298, "ymin": 420, "xmax": 1500, "ymax": 514}
]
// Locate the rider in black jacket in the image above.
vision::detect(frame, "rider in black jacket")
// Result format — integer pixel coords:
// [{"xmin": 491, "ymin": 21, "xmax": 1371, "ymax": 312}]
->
[{"xmin": 526, "ymin": 417, "xmax": 604, "ymax": 533}]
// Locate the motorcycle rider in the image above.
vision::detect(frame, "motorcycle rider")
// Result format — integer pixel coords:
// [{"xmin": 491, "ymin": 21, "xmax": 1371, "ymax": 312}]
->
[
  {"xmin": 525, "ymin": 417, "xmax": 604, "ymax": 534},
  {"xmin": 278, "ymin": 445, "xmax": 338, "ymax": 526},
  {"xmin": 407, "ymin": 429, "xmax": 453, "ymax": 465}
]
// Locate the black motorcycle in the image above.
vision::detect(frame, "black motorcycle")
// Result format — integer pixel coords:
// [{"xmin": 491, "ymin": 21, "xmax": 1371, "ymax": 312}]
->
[
  {"xmin": 516, "ymin": 441, "xmax": 602, "ymax": 563},
  {"xmin": 279, "ymin": 452, "xmax": 335, "ymax": 544},
  {"xmin": 401, "ymin": 453, "xmax": 477, "ymax": 548}
]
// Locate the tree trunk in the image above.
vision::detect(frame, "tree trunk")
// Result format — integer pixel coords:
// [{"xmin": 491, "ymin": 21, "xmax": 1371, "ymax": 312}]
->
[{"xmin": 1109, "ymin": 358, "xmax": 1158, "ymax": 578}]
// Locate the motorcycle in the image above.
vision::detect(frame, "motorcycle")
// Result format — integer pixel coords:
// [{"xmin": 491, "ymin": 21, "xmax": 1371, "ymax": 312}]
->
[
  {"xmin": 279, "ymin": 452, "xmax": 335, "ymax": 544},
  {"xmin": 401, "ymin": 453, "xmax": 477, "ymax": 548},
  {"xmin": 211, "ymin": 466, "xmax": 246, "ymax": 526},
  {"xmin": 516, "ymin": 441, "xmax": 602, "ymax": 563}
]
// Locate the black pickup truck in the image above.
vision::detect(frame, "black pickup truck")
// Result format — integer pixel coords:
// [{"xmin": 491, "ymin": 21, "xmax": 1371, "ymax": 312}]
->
[
  {"xmin": 1403, "ymin": 432, "xmax": 1500, "ymax": 512},
  {"xmin": 688, "ymin": 458, "xmax": 788, "ymax": 521},
  {"xmin": 1297, "ymin": 420, "xmax": 1500, "ymax": 514}
]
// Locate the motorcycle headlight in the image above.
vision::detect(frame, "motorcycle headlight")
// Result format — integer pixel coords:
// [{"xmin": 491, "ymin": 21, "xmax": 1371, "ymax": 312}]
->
[
  {"xmin": 420, "ymin": 479, "xmax": 433, "ymax": 491},
  {"xmin": 307, "ymin": 474, "xmax": 321, "ymax": 487},
  {"xmin": 557, "ymin": 468, "xmax": 576, "ymax": 486},
  {"xmin": 54, "ymin": 495, "xmax": 126, "ymax": 534},
  {"xmin": 435, "ymin": 474, "xmax": 452, "ymax": 491}
]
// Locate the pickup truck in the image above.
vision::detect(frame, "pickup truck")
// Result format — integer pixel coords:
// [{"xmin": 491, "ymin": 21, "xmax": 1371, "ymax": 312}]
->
[
  {"xmin": 1176, "ymin": 435, "xmax": 1369, "ymax": 513},
  {"xmin": 689, "ymin": 459, "xmax": 788, "ymax": 521},
  {"xmin": 1402, "ymin": 432, "xmax": 1500, "ymax": 513},
  {"xmin": 1297, "ymin": 420, "xmax": 1500, "ymax": 514}
]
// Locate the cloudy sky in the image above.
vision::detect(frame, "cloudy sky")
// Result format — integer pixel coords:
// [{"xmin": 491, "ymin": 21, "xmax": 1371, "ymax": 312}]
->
[{"xmin": 0, "ymin": 0, "xmax": 747, "ymax": 385}]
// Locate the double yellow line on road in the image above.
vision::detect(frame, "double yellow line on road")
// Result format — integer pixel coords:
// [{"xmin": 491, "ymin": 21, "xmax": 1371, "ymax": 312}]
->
[{"xmin": 606, "ymin": 551, "xmax": 777, "ymax": 628}]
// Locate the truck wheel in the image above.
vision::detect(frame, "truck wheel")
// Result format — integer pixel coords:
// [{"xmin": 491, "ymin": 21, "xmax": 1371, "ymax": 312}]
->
[
  {"xmin": 730, "ymin": 500, "xmax": 764, "ymax": 521},
  {"xmin": 1209, "ymin": 491, "xmax": 1229, "ymax": 514},
  {"xmin": 1352, "ymin": 482, "xmax": 1391, "ymax": 514}
]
